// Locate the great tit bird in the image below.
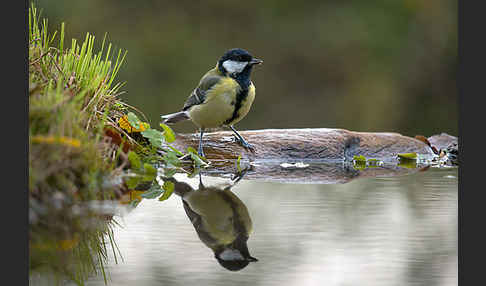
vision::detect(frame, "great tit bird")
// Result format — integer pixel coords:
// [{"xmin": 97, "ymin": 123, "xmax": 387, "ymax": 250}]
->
[
  {"xmin": 165, "ymin": 175, "xmax": 258, "ymax": 271},
  {"xmin": 161, "ymin": 48, "xmax": 263, "ymax": 158}
]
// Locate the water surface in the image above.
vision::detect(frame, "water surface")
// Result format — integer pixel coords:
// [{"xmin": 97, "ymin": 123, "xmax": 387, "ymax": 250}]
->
[{"xmin": 86, "ymin": 167, "xmax": 458, "ymax": 286}]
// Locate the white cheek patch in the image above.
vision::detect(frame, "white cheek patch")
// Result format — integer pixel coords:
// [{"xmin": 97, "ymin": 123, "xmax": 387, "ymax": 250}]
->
[
  {"xmin": 222, "ymin": 60, "xmax": 248, "ymax": 74},
  {"xmin": 219, "ymin": 249, "xmax": 245, "ymax": 261}
]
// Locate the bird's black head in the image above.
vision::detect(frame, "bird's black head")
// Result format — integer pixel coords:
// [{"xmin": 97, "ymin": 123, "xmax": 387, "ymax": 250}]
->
[
  {"xmin": 216, "ymin": 256, "xmax": 251, "ymax": 271},
  {"xmin": 219, "ymin": 48, "xmax": 253, "ymax": 64},
  {"xmin": 214, "ymin": 234, "xmax": 258, "ymax": 271},
  {"xmin": 218, "ymin": 48, "xmax": 263, "ymax": 78}
]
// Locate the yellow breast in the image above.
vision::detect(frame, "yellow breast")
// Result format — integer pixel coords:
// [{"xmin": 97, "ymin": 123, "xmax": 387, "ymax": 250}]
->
[
  {"xmin": 185, "ymin": 190, "xmax": 237, "ymax": 246},
  {"xmin": 188, "ymin": 77, "xmax": 238, "ymax": 128},
  {"xmin": 187, "ymin": 78, "xmax": 256, "ymax": 128}
]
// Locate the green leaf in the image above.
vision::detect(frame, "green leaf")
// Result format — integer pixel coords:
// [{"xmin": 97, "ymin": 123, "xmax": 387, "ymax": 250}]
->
[
  {"xmin": 187, "ymin": 146, "xmax": 198, "ymax": 154},
  {"xmin": 352, "ymin": 155, "xmax": 366, "ymax": 170},
  {"xmin": 141, "ymin": 128, "xmax": 164, "ymax": 140},
  {"xmin": 159, "ymin": 123, "xmax": 176, "ymax": 143},
  {"xmin": 141, "ymin": 163, "xmax": 157, "ymax": 182},
  {"xmin": 125, "ymin": 175, "xmax": 142, "ymax": 189},
  {"xmin": 129, "ymin": 199, "xmax": 141, "ymax": 208},
  {"xmin": 397, "ymin": 152, "xmax": 417, "ymax": 160},
  {"xmin": 353, "ymin": 162, "xmax": 366, "ymax": 170},
  {"xmin": 187, "ymin": 167, "xmax": 201, "ymax": 178},
  {"xmin": 127, "ymin": 151, "xmax": 141, "ymax": 170},
  {"xmin": 163, "ymin": 151, "xmax": 181, "ymax": 167},
  {"xmin": 187, "ymin": 147, "xmax": 206, "ymax": 167},
  {"xmin": 142, "ymin": 174, "xmax": 156, "ymax": 183},
  {"xmin": 143, "ymin": 163, "xmax": 157, "ymax": 176},
  {"xmin": 140, "ymin": 181, "xmax": 163, "ymax": 199},
  {"xmin": 127, "ymin": 112, "xmax": 141, "ymax": 128},
  {"xmin": 353, "ymin": 155, "xmax": 367, "ymax": 162},
  {"xmin": 140, "ymin": 188, "xmax": 163, "ymax": 199},
  {"xmin": 367, "ymin": 158, "xmax": 383, "ymax": 168},
  {"xmin": 398, "ymin": 160, "xmax": 418, "ymax": 169},
  {"xmin": 236, "ymin": 155, "xmax": 242, "ymax": 172},
  {"xmin": 162, "ymin": 168, "xmax": 177, "ymax": 178},
  {"xmin": 167, "ymin": 145, "xmax": 184, "ymax": 156},
  {"xmin": 141, "ymin": 128, "xmax": 165, "ymax": 148},
  {"xmin": 159, "ymin": 181, "xmax": 175, "ymax": 201},
  {"xmin": 150, "ymin": 138, "xmax": 163, "ymax": 149}
]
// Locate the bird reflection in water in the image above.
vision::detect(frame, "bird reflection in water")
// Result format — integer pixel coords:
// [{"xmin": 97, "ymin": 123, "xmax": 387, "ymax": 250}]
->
[{"xmin": 163, "ymin": 172, "xmax": 257, "ymax": 271}]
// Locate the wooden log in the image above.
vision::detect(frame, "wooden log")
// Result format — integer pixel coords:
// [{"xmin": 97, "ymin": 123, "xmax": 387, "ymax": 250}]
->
[
  {"xmin": 170, "ymin": 128, "xmax": 437, "ymax": 162},
  {"xmin": 165, "ymin": 128, "xmax": 456, "ymax": 184},
  {"xmin": 427, "ymin": 133, "xmax": 458, "ymax": 151}
]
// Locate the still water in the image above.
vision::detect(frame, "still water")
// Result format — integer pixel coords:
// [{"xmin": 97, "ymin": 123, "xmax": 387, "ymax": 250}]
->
[{"xmin": 85, "ymin": 166, "xmax": 457, "ymax": 286}]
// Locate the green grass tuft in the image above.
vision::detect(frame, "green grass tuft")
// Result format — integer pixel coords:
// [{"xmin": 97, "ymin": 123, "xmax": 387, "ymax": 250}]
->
[
  {"xmin": 29, "ymin": 2, "xmax": 203, "ymax": 284},
  {"xmin": 29, "ymin": 2, "xmax": 134, "ymax": 284}
]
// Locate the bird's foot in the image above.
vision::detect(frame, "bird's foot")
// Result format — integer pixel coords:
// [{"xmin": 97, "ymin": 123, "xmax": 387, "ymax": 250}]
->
[
  {"xmin": 230, "ymin": 166, "xmax": 251, "ymax": 185},
  {"xmin": 197, "ymin": 146, "xmax": 206, "ymax": 159},
  {"xmin": 240, "ymin": 140, "xmax": 255, "ymax": 152},
  {"xmin": 232, "ymin": 134, "xmax": 255, "ymax": 152}
]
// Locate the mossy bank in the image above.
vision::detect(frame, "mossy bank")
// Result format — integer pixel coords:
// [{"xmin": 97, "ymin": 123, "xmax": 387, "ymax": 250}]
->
[{"xmin": 28, "ymin": 3, "xmax": 203, "ymax": 285}]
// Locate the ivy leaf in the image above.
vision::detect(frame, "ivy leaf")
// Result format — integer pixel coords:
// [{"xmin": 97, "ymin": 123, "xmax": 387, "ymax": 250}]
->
[
  {"xmin": 158, "ymin": 181, "xmax": 175, "ymax": 201},
  {"xmin": 162, "ymin": 150, "xmax": 181, "ymax": 168},
  {"xmin": 159, "ymin": 123, "xmax": 176, "ymax": 143},
  {"xmin": 141, "ymin": 128, "xmax": 165, "ymax": 148}
]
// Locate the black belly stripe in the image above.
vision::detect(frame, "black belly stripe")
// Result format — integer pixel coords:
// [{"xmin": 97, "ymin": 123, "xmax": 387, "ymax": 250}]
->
[{"xmin": 224, "ymin": 87, "xmax": 248, "ymax": 125}]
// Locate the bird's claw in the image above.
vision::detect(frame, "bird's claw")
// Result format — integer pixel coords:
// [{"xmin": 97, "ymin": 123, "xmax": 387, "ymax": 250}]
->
[
  {"xmin": 197, "ymin": 147, "xmax": 206, "ymax": 159},
  {"xmin": 241, "ymin": 141, "xmax": 255, "ymax": 152},
  {"xmin": 231, "ymin": 167, "xmax": 250, "ymax": 184},
  {"xmin": 232, "ymin": 134, "xmax": 255, "ymax": 152}
]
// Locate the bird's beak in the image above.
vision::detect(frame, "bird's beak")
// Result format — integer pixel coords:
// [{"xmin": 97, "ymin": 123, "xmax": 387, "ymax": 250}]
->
[
  {"xmin": 247, "ymin": 256, "xmax": 258, "ymax": 262},
  {"xmin": 250, "ymin": 58, "xmax": 263, "ymax": 65}
]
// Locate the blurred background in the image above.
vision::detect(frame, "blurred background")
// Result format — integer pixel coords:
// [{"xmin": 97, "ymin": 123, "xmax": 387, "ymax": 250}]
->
[{"xmin": 36, "ymin": 0, "xmax": 457, "ymax": 137}]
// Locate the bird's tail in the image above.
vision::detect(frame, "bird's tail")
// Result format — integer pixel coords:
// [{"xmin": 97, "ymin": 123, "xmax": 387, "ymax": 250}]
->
[{"xmin": 161, "ymin": 111, "xmax": 189, "ymax": 124}]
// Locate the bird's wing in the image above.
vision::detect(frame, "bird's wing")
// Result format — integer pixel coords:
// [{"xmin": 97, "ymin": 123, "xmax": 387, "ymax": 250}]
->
[
  {"xmin": 182, "ymin": 199, "xmax": 219, "ymax": 247},
  {"xmin": 183, "ymin": 74, "xmax": 222, "ymax": 111}
]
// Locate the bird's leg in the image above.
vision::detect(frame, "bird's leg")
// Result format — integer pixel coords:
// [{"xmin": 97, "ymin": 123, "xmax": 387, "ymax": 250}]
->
[
  {"xmin": 229, "ymin": 125, "xmax": 255, "ymax": 151},
  {"xmin": 198, "ymin": 172, "xmax": 204, "ymax": 189},
  {"xmin": 230, "ymin": 166, "xmax": 251, "ymax": 185},
  {"xmin": 198, "ymin": 128, "xmax": 206, "ymax": 158}
]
